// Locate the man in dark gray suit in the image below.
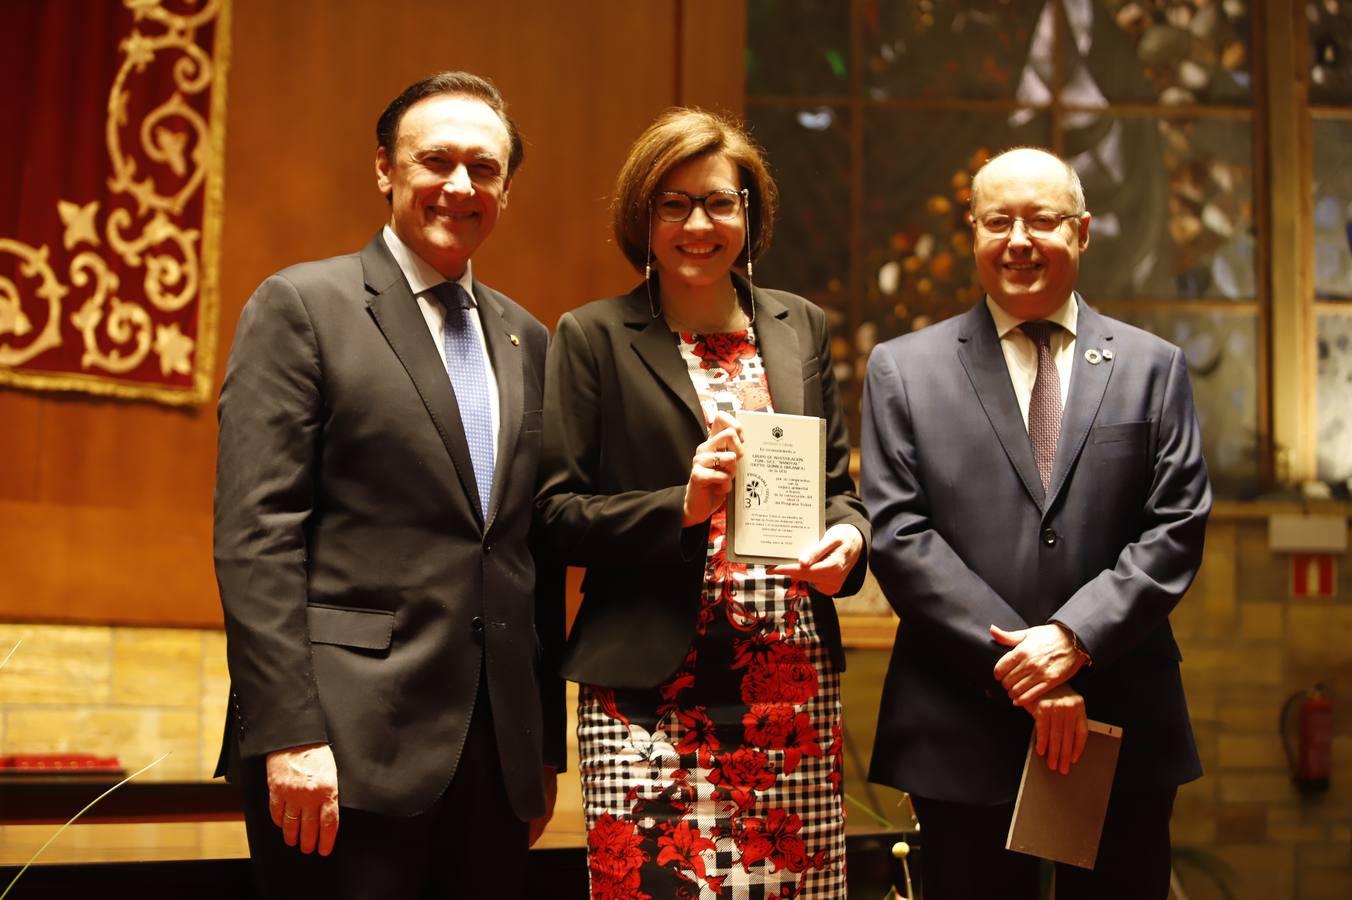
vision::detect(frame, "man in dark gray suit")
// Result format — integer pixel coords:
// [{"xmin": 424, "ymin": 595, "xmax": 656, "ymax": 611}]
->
[
  {"xmin": 214, "ymin": 71, "xmax": 563, "ymax": 899},
  {"xmin": 862, "ymin": 147, "xmax": 1209, "ymax": 900}
]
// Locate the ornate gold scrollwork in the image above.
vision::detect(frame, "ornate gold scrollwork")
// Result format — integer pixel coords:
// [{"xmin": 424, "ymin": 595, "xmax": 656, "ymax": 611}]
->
[
  {"xmin": 68, "ymin": 251, "xmax": 153, "ymax": 374},
  {"xmin": 0, "ymin": 0, "xmax": 225, "ymax": 402},
  {"xmin": 107, "ymin": 208, "xmax": 200, "ymax": 313},
  {"xmin": 0, "ymin": 240, "xmax": 67, "ymax": 367}
]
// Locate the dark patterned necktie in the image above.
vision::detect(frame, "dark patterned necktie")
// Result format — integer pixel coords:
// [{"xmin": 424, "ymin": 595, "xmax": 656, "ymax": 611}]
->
[
  {"xmin": 1021, "ymin": 320, "xmax": 1062, "ymax": 493},
  {"xmin": 433, "ymin": 281, "xmax": 494, "ymax": 521}
]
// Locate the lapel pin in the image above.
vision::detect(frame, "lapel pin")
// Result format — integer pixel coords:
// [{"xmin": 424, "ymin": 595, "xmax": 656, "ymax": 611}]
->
[
  {"xmin": 1102, "ymin": 348, "xmax": 1113, "ymax": 361},
  {"xmin": 1085, "ymin": 348, "xmax": 1103, "ymax": 365},
  {"xmin": 509, "ymin": 334, "xmax": 520, "ymax": 346}
]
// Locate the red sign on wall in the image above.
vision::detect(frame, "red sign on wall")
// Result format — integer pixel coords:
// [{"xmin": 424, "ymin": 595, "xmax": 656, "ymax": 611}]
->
[{"xmin": 1291, "ymin": 555, "xmax": 1337, "ymax": 599}]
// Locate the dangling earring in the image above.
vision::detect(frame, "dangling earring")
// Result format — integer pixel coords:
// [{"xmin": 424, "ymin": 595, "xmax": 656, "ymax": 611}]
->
[
  {"xmin": 645, "ymin": 200, "xmax": 659, "ymax": 319},
  {"xmin": 743, "ymin": 189, "xmax": 756, "ymax": 325}
]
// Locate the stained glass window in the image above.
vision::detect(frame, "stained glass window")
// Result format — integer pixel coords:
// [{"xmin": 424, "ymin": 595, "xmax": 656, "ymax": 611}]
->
[
  {"xmin": 861, "ymin": 1, "xmax": 1040, "ymax": 100},
  {"xmin": 752, "ymin": 105, "xmax": 852, "ymax": 298},
  {"xmin": 1088, "ymin": 0, "xmax": 1252, "ymax": 104},
  {"xmin": 1312, "ymin": 119, "xmax": 1352, "ymax": 301},
  {"xmin": 747, "ymin": 0, "xmax": 851, "ymax": 96},
  {"xmin": 1312, "ymin": 39, "xmax": 1352, "ymax": 482},
  {"xmin": 1309, "ymin": 0, "xmax": 1352, "ymax": 104},
  {"xmin": 1068, "ymin": 115, "xmax": 1255, "ymax": 300},
  {"xmin": 748, "ymin": 0, "xmax": 1261, "ymax": 492},
  {"xmin": 1317, "ymin": 313, "xmax": 1352, "ymax": 483}
]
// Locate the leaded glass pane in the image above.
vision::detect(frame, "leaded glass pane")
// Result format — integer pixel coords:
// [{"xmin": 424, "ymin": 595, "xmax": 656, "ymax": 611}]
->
[
  {"xmin": 862, "ymin": 0, "xmax": 1042, "ymax": 100},
  {"xmin": 860, "ymin": 108, "xmax": 1049, "ymax": 343},
  {"xmin": 1313, "ymin": 119, "xmax": 1352, "ymax": 301},
  {"xmin": 1088, "ymin": 0, "xmax": 1252, "ymax": 104},
  {"xmin": 748, "ymin": 104, "xmax": 852, "ymax": 300},
  {"xmin": 747, "ymin": 0, "xmax": 851, "ymax": 97},
  {"xmin": 1112, "ymin": 308, "xmax": 1260, "ymax": 493},
  {"xmin": 1317, "ymin": 313, "xmax": 1352, "ymax": 483},
  {"xmin": 1310, "ymin": 0, "xmax": 1352, "ymax": 104},
  {"xmin": 1066, "ymin": 115, "xmax": 1254, "ymax": 300}
]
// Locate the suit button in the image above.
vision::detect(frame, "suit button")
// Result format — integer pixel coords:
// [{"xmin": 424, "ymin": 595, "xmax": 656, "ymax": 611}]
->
[
  {"xmin": 1041, "ymin": 528, "xmax": 1058, "ymax": 546},
  {"xmin": 471, "ymin": 616, "xmax": 485, "ymax": 638}
]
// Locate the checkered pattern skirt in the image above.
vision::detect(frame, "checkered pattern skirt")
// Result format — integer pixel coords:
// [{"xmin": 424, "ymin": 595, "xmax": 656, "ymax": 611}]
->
[{"xmin": 576, "ymin": 328, "xmax": 847, "ymax": 899}]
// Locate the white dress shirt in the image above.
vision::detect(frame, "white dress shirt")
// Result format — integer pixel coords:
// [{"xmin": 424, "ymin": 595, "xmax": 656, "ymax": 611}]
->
[
  {"xmin": 985, "ymin": 294, "xmax": 1078, "ymax": 432},
  {"xmin": 382, "ymin": 225, "xmax": 500, "ymax": 464}
]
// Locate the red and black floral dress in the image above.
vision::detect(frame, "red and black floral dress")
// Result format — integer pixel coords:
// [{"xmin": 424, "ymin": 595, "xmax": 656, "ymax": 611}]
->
[{"xmin": 577, "ymin": 327, "xmax": 847, "ymax": 900}]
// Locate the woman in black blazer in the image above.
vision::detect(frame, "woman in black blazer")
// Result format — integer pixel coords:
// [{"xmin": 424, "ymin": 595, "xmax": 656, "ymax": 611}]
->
[{"xmin": 537, "ymin": 109, "xmax": 869, "ymax": 898}]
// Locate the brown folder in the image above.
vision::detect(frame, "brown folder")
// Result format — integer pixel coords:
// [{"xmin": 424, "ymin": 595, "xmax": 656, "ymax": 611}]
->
[{"xmin": 1005, "ymin": 720, "xmax": 1123, "ymax": 869}]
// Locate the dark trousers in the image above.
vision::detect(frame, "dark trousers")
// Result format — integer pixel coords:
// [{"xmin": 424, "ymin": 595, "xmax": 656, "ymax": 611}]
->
[
  {"xmin": 238, "ymin": 690, "xmax": 528, "ymax": 900},
  {"xmin": 911, "ymin": 779, "xmax": 1177, "ymax": 900}
]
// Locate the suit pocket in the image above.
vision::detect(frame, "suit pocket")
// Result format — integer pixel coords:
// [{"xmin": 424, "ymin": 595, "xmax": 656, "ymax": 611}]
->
[
  {"xmin": 1091, "ymin": 420, "xmax": 1150, "ymax": 458},
  {"xmin": 522, "ymin": 408, "xmax": 542, "ymax": 433},
  {"xmin": 307, "ymin": 604, "xmax": 394, "ymax": 650},
  {"xmin": 1091, "ymin": 421, "xmax": 1150, "ymax": 444}
]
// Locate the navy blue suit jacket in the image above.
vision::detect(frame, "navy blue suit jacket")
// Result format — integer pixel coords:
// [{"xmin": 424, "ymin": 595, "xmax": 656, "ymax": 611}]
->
[{"xmin": 861, "ymin": 296, "xmax": 1209, "ymax": 804}]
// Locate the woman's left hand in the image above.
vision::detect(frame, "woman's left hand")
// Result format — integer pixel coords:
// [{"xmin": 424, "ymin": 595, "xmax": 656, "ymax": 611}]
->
[{"xmin": 769, "ymin": 523, "xmax": 864, "ymax": 596}]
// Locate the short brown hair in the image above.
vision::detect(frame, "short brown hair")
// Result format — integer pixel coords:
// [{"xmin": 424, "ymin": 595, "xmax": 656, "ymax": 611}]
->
[
  {"xmin": 612, "ymin": 108, "xmax": 778, "ymax": 272},
  {"xmin": 376, "ymin": 71, "xmax": 524, "ymax": 177}
]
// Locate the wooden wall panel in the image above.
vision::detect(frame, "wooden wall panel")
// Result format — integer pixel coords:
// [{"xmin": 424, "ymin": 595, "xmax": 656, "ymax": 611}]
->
[
  {"xmin": 0, "ymin": 0, "xmax": 687, "ymax": 626},
  {"xmin": 679, "ymin": 0, "xmax": 747, "ymax": 117}
]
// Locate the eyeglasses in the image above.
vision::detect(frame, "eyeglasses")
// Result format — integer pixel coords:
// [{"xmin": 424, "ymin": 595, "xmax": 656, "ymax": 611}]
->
[
  {"xmin": 972, "ymin": 212, "xmax": 1081, "ymax": 237},
  {"xmin": 652, "ymin": 189, "xmax": 748, "ymax": 223}
]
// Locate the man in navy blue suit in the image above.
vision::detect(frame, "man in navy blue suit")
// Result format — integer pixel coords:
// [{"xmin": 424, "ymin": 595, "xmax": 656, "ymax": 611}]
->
[{"xmin": 862, "ymin": 147, "xmax": 1209, "ymax": 900}]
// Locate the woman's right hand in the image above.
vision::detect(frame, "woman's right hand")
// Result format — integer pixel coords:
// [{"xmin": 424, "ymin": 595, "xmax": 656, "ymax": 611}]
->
[{"xmin": 683, "ymin": 411, "xmax": 745, "ymax": 526}]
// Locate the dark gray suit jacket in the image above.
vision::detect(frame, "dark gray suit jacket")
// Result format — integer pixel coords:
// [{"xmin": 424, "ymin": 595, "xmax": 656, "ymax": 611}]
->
[
  {"xmin": 214, "ymin": 233, "xmax": 564, "ymax": 819},
  {"xmin": 862, "ymin": 296, "xmax": 1209, "ymax": 804},
  {"xmin": 536, "ymin": 278, "xmax": 870, "ymax": 689}
]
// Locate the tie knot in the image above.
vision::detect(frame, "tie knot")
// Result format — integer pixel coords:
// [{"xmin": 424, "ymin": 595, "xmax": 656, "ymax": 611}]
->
[
  {"xmin": 1020, "ymin": 320, "xmax": 1058, "ymax": 347},
  {"xmin": 432, "ymin": 281, "xmax": 471, "ymax": 311}
]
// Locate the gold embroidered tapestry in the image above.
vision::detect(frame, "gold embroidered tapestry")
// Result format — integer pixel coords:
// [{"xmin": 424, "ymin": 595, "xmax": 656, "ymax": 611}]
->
[{"xmin": 0, "ymin": 0, "xmax": 230, "ymax": 406}]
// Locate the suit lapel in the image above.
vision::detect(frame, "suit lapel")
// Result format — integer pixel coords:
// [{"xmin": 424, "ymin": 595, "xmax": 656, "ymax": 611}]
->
[
  {"xmin": 748, "ymin": 285, "xmax": 802, "ymax": 416},
  {"xmin": 956, "ymin": 302, "xmax": 1046, "ymax": 507},
  {"xmin": 475, "ymin": 283, "xmax": 522, "ymax": 532},
  {"xmin": 360, "ymin": 235, "xmax": 483, "ymax": 523},
  {"xmin": 625, "ymin": 288, "xmax": 707, "ymax": 435},
  {"xmin": 1046, "ymin": 296, "xmax": 1113, "ymax": 510}
]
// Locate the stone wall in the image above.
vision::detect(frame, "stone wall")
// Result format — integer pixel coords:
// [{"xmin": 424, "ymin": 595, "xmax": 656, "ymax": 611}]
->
[
  {"xmin": 1167, "ymin": 509, "xmax": 1352, "ymax": 900},
  {"xmin": 0, "ymin": 626, "xmax": 227, "ymax": 781}
]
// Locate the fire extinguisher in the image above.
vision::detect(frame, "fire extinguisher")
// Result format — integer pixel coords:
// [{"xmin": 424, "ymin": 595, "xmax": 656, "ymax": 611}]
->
[{"xmin": 1281, "ymin": 684, "xmax": 1333, "ymax": 793}]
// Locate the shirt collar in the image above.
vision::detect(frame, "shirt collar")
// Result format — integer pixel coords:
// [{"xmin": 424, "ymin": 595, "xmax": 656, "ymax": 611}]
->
[
  {"xmin": 985, "ymin": 293, "xmax": 1078, "ymax": 340},
  {"xmin": 381, "ymin": 225, "xmax": 476, "ymax": 306}
]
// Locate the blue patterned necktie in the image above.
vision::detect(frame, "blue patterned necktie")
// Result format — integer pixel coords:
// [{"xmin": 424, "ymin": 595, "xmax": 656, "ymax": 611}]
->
[
  {"xmin": 433, "ymin": 281, "xmax": 495, "ymax": 521},
  {"xmin": 1021, "ymin": 320, "xmax": 1062, "ymax": 494}
]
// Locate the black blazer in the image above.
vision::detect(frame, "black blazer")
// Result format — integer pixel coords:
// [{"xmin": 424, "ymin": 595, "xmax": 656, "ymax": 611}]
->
[
  {"xmin": 861, "ymin": 297, "xmax": 1210, "ymax": 805},
  {"xmin": 536, "ymin": 278, "xmax": 869, "ymax": 689},
  {"xmin": 213, "ymin": 233, "xmax": 565, "ymax": 819}
]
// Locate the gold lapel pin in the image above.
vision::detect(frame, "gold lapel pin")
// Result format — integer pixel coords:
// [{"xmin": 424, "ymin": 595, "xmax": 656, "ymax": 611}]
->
[{"xmin": 509, "ymin": 334, "xmax": 520, "ymax": 346}]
